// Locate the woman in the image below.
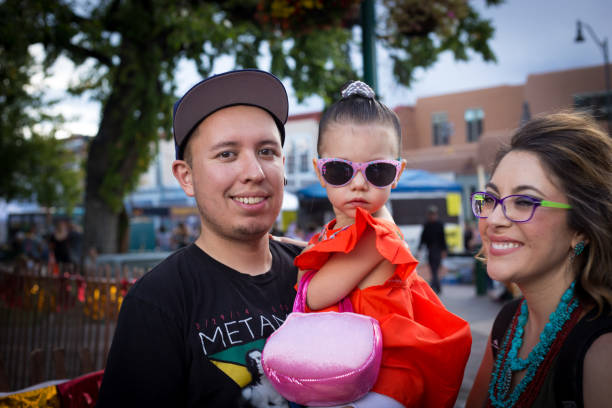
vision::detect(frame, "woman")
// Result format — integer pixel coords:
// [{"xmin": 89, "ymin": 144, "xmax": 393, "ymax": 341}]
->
[{"xmin": 466, "ymin": 111, "xmax": 612, "ymax": 407}]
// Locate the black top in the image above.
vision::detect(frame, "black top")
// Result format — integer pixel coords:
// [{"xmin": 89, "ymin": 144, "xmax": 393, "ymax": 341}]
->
[
  {"xmin": 51, "ymin": 235, "xmax": 72, "ymax": 263},
  {"xmin": 418, "ymin": 220, "xmax": 447, "ymax": 257},
  {"xmin": 97, "ymin": 241, "xmax": 301, "ymax": 407}
]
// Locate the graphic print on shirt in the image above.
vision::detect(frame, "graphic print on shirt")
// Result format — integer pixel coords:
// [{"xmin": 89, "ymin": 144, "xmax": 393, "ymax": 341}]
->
[
  {"xmin": 195, "ymin": 306, "xmax": 291, "ymax": 406},
  {"xmin": 241, "ymin": 349, "xmax": 289, "ymax": 408}
]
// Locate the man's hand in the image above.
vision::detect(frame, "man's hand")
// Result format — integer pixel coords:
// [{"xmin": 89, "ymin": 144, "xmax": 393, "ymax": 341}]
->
[{"xmin": 269, "ymin": 234, "xmax": 308, "ymax": 247}]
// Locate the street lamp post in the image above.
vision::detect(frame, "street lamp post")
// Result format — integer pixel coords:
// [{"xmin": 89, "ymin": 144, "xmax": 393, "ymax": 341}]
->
[
  {"xmin": 361, "ymin": 0, "xmax": 378, "ymax": 95},
  {"xmin": 575, "ymin": 20, "xmax": 612, "ymax": 134}
]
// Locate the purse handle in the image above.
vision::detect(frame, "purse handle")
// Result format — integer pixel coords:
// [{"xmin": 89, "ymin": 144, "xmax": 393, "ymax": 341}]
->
[{"xmin": 293, "ymin": 270, "xmax": 354, "ymax": 313}]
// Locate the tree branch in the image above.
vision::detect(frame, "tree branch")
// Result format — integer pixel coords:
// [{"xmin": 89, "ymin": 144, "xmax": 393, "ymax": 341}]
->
[{"xmin": 62, "ymin": 42, "xmax": 114, "ymax": 67}]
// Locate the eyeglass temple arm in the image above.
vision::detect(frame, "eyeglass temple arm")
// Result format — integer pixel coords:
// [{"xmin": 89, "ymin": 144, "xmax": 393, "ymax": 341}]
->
[{"xmin": 540, "ymin": 200, "xmax": 572, "ymax": 209}]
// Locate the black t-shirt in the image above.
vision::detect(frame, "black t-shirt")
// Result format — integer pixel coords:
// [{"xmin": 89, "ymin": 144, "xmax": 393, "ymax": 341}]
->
[{"xmin": 97, "ymin": 241, "xmax": 301, "ymax": 407}]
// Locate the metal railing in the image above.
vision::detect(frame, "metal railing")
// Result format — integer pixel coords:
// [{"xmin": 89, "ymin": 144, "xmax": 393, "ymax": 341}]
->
[{"xmin": 0, "ymin": 261, "xmax": 147, "ymax": 391}]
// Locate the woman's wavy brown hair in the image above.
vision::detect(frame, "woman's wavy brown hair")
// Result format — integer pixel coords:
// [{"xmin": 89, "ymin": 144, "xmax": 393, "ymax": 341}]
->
[{"xmin": 487, "ymin": 111, "xmax": 612, "ymax": 314}]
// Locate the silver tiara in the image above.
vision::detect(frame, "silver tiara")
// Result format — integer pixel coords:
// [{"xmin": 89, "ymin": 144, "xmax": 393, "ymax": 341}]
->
[{"xmin": 341, "ymin": 81, "xmax": 376, "ymax": 99}]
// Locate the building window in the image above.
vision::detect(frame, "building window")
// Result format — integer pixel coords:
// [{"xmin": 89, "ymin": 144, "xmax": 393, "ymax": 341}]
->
[
  {"xmin": 574, "ymin": 91, "xmax": 612, "ymax": 120},
  {"xmin": 432, "ymin": 112, "xmax": 450, "ymax": 145},
  {"xmin": 286, "ymin": 145, "xmax": 295, "ymax": 175},
  {"xmin": 465, "ymin": 108, "xmax": 484, "ymax": 142},
  {"xmin": 299, "ymin": 150, "xmax": 310, "ymax": 173}
]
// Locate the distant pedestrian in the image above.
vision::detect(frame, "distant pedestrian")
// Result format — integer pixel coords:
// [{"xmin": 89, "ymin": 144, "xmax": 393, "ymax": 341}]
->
[
  {"xmin": 463, "ymin": 220, "xmax": 478, "ymax": 253},
  {"xmin": 156, "ymin": 225, "xmax": 172, "ymax": 251},
  {"xmin": 418, "ymin": 205, "xmax": 448, "ymax": 294},
  {"xmin": 303, "ymin": 222, "xmax": 319, "ymax": 241},
  {"xmin": 84, "ymin": 246, "xmax": 99, "ymax": 275},
  {"xmin": 50, "ymin": 219, "xmax": 72, "ymax": 264},
  {"xmin": 285, "ymin": 222, "xmax": 303, "ymax": 240},
  {"xmin": 171, "ymin": 222, "xmax": 190, "ymax": 249},
  {"xmin": 21, "ymin": 225, "xmax": 44, "ymax": 261},
  {"xmin": 68, "ymin": 220, "xmax": 83, "ymax": 265}
]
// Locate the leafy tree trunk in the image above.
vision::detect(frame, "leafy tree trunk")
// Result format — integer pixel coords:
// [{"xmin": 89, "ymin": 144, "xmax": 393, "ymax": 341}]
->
[
  {"xmin": 83, "ymin": 186, "xmax": 120, "ymax": 254},
  {"xmin": 83, "ymin": 92, "xmax": 126, "ymax": 254}
]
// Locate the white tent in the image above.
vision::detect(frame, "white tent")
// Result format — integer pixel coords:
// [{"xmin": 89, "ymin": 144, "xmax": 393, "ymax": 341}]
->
[{"xmin": 281, "ymin": 191, "xmax": 298, "ymax": 211}]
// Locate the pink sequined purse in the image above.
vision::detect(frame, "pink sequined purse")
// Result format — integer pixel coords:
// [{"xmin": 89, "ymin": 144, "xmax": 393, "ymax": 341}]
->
[{"xmin": 262, "ymin": 270, "xmax": 383, "ymax": 406}]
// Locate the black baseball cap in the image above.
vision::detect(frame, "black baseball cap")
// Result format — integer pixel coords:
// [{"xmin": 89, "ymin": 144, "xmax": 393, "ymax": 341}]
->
[{"xmin": 172, "ymin": 69, "xmax": 289, "ymax": 160}]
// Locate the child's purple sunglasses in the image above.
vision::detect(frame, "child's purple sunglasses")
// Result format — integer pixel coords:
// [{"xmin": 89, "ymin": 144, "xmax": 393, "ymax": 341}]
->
[{"xmin": 317, "ymin": 158, "xmax": 402, "ymax": 188}]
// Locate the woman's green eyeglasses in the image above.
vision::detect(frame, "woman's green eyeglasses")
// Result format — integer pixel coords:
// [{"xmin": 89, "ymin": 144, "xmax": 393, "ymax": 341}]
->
[{"xmin": 470, "ymin": 191, "xmax": 572, "ymax": 223}]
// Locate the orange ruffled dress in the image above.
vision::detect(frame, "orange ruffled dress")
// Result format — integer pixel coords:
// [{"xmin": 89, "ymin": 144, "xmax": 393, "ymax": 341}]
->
[{"xmin": 294, "ymin": 208, "xmax": 472, "ymax": 408}]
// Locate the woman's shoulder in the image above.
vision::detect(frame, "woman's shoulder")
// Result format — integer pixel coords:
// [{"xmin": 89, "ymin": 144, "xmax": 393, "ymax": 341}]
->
[
  {"xmin": 553, "ymin": 306, "xmax": 612, "ymax": 405},
  {"xmin": 582, "ymin": 331, "xmax": 612, "ymax": 406},
  {"xmin": 584, "ymin": 330, "xmax": 612, "ymax": 357},
  {"xmin": 577, "ymin": 307, "xmax": 612, "ymax": 356}
]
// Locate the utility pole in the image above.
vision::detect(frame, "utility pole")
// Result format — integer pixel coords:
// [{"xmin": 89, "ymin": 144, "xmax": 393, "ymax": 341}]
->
[
  {"xmin": 361, "ymin": 0, "xmax": 378, "ymax": 94},
  {"xmin": 575, "ymin": 20, "xmax": 612, "ymax": 135}
]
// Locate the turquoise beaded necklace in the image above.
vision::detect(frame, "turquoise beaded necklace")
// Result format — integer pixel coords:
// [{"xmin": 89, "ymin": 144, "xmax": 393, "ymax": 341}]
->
[{"xmin": 488, "ymin": 281, "xmax": 579, "ymax": 407}]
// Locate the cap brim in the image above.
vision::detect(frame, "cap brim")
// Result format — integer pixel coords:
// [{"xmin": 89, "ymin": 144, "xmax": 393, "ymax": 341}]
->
[{"xmin": 173, "ymin": 69, "xmax": 288, "ymax": 159}]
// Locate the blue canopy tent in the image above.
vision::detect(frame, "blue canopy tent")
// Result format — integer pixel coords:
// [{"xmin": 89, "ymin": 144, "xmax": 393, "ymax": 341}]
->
[
  {"xmin": 297, "ymin": 169, "xmax": 461, "ymax": 199},
  {"xmin": 394, "ymin": 169, "xmax": 462, "ymax": 193}
]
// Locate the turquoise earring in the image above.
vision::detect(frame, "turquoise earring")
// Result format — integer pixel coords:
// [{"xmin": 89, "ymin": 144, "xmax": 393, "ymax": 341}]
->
[
  {"xmin": 573, "ymin": 241, "xmax": 586, "ymax": 258},
  {"xmin": 574, "ymin": 241, "xmax": 585, "ymax": 256}
]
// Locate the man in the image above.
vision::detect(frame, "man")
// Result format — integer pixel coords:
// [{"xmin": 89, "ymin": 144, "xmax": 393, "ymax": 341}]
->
[
  {"xmin": 97, "ymin": 70, "xmax": 302, "ymax": 407},
  {"xmin": 418, "ymin": 205, "xmax": 448, "ymax": 294}
]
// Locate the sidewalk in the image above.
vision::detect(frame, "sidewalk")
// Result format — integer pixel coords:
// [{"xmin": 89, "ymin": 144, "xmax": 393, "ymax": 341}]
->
[{"xmin": 438, "ymin": 283, "xmax": 505, "ymax": 408}]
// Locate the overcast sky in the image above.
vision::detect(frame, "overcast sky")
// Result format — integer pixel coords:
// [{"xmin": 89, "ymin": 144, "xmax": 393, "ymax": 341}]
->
[{"xmin": 45, "ymin": 0, "xmax": 612, "ymax": 136}]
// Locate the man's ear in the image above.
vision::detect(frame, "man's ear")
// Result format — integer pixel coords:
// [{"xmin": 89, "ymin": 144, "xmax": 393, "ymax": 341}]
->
[
  {"xmin": 391, "ymin": 159, "xmax": 407, "ymax": 189},
  {"xmin": 312, "ymin": 158, "xmax": 326, "ymax": 187},
  {"xmin": 172, "ymin": 160, "xmax": 195, "ymax": 197}
]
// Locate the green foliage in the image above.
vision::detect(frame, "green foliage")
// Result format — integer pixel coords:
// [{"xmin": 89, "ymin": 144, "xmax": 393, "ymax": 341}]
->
[
  {"xmin": 275, "ymin": 28, "xmax": 357, "ymax": 104},
  {"xmin": 27, "ymin": 135, "xmax": 83, "ymax": 214},
  {"xmin": 0, "ymin": 1, "xmax": 82, "ymax": 211},
  {"xmin": 382, "ymin": 0, "xmax": 499, "ymax": 85}
]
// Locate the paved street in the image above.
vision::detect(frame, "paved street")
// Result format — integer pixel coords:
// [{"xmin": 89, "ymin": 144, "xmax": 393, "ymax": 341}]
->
[{"xmin": 438, "ymin": 283, "xmax": 504, "ymax": 408}]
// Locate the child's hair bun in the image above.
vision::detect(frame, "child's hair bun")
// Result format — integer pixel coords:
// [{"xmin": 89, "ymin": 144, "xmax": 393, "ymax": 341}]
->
[{"xmin": 341, "ymin": 81, "xmax": 376, "ymax": 100}]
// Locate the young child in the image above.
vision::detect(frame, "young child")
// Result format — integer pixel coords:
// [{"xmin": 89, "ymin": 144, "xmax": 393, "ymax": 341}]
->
[{"xmin": 294, "ymin": 81, "xmax": 472, "ymax": 407}]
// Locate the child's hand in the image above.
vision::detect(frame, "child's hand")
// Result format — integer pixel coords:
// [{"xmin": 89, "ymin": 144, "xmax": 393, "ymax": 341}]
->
[{"xmin": 372, "ymin": 205, "xmax": 394, "ymax": 222}]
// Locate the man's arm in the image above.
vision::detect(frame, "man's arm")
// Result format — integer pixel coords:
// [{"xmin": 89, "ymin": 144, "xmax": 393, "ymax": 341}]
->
[{"xmin": 97, "ymin": 295, "xmax": 186, "ymax": 407}]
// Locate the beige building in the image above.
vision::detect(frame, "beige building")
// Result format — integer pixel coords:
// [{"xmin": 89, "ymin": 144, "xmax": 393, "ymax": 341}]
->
[{"xmin": 399, "ymin": 64, "xmax": 611, "ymax": 176}]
